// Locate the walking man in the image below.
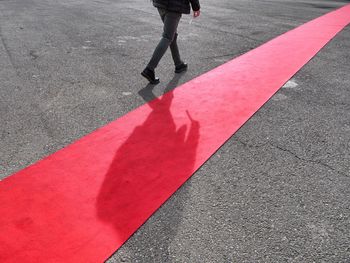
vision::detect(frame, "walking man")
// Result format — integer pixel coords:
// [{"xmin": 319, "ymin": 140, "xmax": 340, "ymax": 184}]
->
[{"xmin": 141, "ymin": 0, "xmax": 201, "ymax": 84}]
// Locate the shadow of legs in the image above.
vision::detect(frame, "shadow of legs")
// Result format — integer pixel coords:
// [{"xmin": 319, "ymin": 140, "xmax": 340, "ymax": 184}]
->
[{"xmin": 138, "ymin": 73, "xmax": 185, "ymax": 103}]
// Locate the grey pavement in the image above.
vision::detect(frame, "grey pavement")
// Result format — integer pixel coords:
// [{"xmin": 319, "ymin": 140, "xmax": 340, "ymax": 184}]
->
[{"xmin": 0, "ymin": 0, "xmax": 349, "ymax": 262}]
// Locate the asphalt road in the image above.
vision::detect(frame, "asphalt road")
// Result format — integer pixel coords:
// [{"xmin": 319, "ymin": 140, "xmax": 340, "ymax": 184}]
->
[{"xmin": 0, "ymin": 0, "xmax": 349, "ymax": 262}]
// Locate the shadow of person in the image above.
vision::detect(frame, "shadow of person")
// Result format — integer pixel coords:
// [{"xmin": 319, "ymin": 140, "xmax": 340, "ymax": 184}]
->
[{"xmin": 96, "ymin": 75, "xmax": 200, "ymax": 257}]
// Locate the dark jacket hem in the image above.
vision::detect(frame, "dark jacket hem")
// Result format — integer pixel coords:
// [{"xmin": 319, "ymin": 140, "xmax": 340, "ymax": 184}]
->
[{"xmin": 152, "ymin": 0, "xmax": 200, "ymax": 15}]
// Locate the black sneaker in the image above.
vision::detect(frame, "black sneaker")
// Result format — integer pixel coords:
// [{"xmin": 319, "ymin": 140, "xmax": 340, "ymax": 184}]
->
[
  {"xmin": 141, "ymin": 68, "xmax": 160, "ymax": 84},
  {"xmin": 175, "ymin": 63, "xmax": 188, "ymax": 73}
]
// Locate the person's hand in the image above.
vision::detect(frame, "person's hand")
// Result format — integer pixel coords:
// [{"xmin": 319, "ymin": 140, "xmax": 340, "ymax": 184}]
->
[{"xmin": 193, "ymin": 10, "xmax": 200, "ymax": 18}]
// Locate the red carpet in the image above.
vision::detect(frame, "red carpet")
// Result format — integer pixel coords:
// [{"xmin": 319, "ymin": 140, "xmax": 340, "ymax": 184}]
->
[{"xmin": 1, "ymin": 4, "xmax": 349, "ymax": 262}]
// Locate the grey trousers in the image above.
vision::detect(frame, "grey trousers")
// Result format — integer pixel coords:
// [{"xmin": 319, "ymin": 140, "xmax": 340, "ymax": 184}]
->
[{"xmin": 147, "ymin": 8, "xmax": 183, "ymax": 71}]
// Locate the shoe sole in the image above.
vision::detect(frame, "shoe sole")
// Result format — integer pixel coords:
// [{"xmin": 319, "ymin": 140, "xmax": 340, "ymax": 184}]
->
[
  {"xmin": 175, "ymin": 66, "xmax": 188, "ymax": 74},
  {"xmin": 141, "ymin": 72, "xmax": 160, "ymax": 84}
]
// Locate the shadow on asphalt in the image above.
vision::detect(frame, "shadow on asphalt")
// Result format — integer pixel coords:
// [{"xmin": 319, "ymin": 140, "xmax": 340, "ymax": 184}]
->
[{"xmin": 138, "ymin": 73, "xmax": 186, "ymax": 103}]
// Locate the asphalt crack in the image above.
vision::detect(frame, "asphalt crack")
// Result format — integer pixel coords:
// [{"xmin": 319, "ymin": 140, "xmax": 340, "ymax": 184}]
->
[
  {"xmin": 0, "ymin": 25, "xmax": 19, "ymax": 77},
  {"xmin": 234, "ymin": 138, "xmax": 348, "ymax": 177},
  {"xmin": 270, "ymin": 143, "xmax": 348, "ymax": 177},
  {"xmin": 235, "ymin": 138, "xmax": 268, "ymax": 149}
]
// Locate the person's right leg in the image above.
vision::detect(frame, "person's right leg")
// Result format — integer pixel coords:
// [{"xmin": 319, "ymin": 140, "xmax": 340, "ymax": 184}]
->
[
  {"xmin": 161, "ymin": 12, "xmax": 187, "ymax": 73},
  {"xmin": 169, "ymin": 33, "xmax": 182, "ymax": 67},
  {"xmin": 146, "ymin": 10, "xmax": 181, "ymax": 71}
]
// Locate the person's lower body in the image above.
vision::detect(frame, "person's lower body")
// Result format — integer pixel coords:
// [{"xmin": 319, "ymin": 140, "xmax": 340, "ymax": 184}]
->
[{"xmin": 142, "ymin": 8, "xmax": 187, "ymax": 84}]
